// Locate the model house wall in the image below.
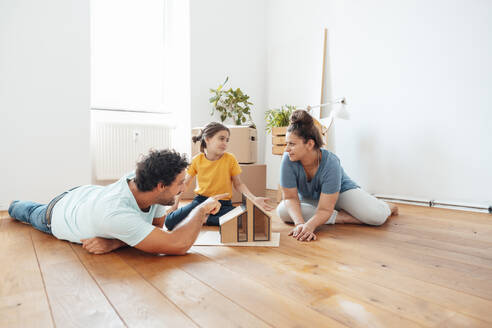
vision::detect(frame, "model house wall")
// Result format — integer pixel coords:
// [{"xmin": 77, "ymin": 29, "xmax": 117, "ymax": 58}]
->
[{"xmin": 219, "ymin": 195, "xmax": 272, "ymax": 243}]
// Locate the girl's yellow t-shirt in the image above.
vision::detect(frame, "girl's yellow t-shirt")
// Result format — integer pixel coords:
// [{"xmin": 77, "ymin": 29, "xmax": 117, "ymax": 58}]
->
[{"xmin": 187, "ymin": 152, "xmax": 242, "ymax": 199}]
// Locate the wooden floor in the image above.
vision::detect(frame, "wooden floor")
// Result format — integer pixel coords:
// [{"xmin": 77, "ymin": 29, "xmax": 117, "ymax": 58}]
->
[{"xmin": 1, "ymin": 204, "xmax": 492, "ymax": 327}]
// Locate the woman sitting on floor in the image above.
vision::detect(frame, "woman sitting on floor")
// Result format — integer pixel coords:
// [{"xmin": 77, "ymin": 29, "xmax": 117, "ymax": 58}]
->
[{"xmin": 277, "ymin": 109, "xmax": 398, "ymax": 242}]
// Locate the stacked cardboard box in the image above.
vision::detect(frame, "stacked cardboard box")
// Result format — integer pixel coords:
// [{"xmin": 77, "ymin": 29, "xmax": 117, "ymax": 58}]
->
[
  {"xmin": 272, "ymin": 127, "xmax": 287, "ymax": 155},
  {"xmin": 192, "ymin": 126, "xmax": 257, "ymax": 164}
]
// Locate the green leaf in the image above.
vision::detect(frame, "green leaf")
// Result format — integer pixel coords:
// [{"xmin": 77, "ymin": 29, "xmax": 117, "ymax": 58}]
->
[
  {"xmin": 208, "ymin": 77, "xmax": 256, "ymax": 126},
  {"xmin": 264, "ymin": 104, "xmax": 295, "ymax": 132}
]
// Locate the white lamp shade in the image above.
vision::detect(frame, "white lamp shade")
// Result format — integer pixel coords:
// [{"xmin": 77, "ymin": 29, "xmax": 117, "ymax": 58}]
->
[{"xmin": 332, "ymin": 103, "xmax": 350, "ymax": 120}]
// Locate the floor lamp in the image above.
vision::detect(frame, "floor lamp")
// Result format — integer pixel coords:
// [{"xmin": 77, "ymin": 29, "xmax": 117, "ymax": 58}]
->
[
  {"xmin": 306, "ymin": 97, "xmax": 350, "ymax": 153},
  {"xmin": 307, "ymin": 28, "xmax": 350, "ymax": 153}
]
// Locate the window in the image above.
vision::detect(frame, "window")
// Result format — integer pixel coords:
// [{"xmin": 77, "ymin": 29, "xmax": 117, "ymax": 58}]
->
[
  {"xmin": 91, "ymin": 0, "xmax": 167, "ymax": 113},
  {"xmin": 91, "ymin": 0, "xmax": 191, "ymax": 155}
]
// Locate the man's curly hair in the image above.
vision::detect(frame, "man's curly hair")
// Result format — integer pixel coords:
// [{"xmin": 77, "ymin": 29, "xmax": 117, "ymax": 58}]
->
[{"xmin": 134, "ymin": 149, "xmax": 189, "ymax": 191}]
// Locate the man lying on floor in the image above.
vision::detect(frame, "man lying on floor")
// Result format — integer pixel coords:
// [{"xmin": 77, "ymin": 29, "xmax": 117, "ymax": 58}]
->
[{"xmin": 9, "ymin": 149, "xmax": 227, "ymax": 255}]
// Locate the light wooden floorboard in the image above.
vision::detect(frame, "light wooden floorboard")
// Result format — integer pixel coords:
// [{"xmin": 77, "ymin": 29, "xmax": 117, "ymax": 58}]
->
[
  {"xmin": 30, "ymin": 230, "xmax": 124, "ymax": 328},
  {"xmin": 118, "ymin": 248, "xmax": 272, "ymax": 328},
  {"xmin": 193, "ymin": 245, "xmax": 423, "ymax": 327},
  {"xmin": 71, "ymin": 244, "xmax": 198, "ymax": 328},
  {"xmin": 0, "ymin": 219, "xmax": 53, "ymax": 328},
  {"xmin": 1, "ymin": 204, "xmax": 491, "ymax": 327}
]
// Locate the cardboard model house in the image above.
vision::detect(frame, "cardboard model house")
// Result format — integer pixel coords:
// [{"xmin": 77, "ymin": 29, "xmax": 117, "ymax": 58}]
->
[{"xmin": 219, "ymin": 194, "xmax": 272, "ymax": 243}]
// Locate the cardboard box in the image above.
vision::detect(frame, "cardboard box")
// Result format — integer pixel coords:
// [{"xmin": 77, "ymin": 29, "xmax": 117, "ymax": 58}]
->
[
  {"xmin": 180, "ymin": 163, "xmax": 266, "ymax": 202},
  {"xmin": 192, "ymin": 125, "xmax": 257, "ymax": 164}
]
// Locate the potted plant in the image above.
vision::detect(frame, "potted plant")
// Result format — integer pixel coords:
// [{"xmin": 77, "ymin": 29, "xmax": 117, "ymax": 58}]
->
[
  {"xmin": 265, "ymin": 105, "xmax": 296, "ymax": 155},
  {"xmin": 265, "ymin": 104, "xmax": 296, "ymax": 134},
  {"xmin": 209, "ymin": 77, "xmax": 254, "ymax": 126}
]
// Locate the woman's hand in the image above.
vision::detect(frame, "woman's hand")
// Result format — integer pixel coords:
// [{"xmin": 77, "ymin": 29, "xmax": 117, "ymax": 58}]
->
[
  {"xmin": 288, "ymin": 222, "xmax": 317, "ymax": 242},
  {"xmin": 254, "ymin": 196, "xmax": 276, "ymax": 211}
]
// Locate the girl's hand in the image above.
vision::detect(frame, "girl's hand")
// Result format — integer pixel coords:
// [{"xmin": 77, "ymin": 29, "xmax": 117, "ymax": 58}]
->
[
  {"xmin": 166, "ymin": 203, "xmax": 178, "ymax": 214},
  {"xmin": 254, "ymin": 197, "xmax": 276, "ymax": 211},
  {"xmin": 166, "ymin": 195, "xmax": 180, "ymax": 214},
  {"xmin": 288, "ymin": 222, "xmax": 317, "ymax": 242}
]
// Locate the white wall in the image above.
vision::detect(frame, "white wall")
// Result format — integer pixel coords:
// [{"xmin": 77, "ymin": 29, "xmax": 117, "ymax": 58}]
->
[
  {"xmin": 265, "ymin": 0, "xmax": 333, "ymax": 191},
  {"xmin": 189, "ymin": 0, "xmax": 267, "ymax": 163},
  {"xmin": 0, "ymin": 0, "xmax": 90, "ymax": 208},
  {"xmin": 2, "ymin": 0, "xmax": 489, "ymax": 209},
  {"xmin": 266, "ymin": 0, "xmax": 492, "ymax": 206},
  {"xmin": 165, "ymin": 0, "xmax": 191, "ymax": 156}
]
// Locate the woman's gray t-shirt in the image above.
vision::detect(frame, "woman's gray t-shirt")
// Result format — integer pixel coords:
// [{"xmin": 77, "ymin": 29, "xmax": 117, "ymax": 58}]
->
[{"xmin": 280, "ymin": 149, "xmax": 359, "ymax": 203}]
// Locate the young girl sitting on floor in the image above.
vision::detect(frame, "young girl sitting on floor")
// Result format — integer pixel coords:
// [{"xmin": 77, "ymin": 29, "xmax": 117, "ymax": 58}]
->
[{"xmin": 164, "ymin": 122, "xmax": 274, "ymax": 231}]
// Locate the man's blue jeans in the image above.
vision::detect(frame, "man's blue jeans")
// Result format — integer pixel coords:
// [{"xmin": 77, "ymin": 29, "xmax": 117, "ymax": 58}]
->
[{"xmin": 8, "ymin": 201, "xmax": 52, "ymax": 234}]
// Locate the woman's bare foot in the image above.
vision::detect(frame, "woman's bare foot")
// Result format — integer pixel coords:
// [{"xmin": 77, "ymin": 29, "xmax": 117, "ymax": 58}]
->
[
  {"xmin": 335, "ymin": 210, "xmax": 363, "ymax": 224},
  {"xmin": 388, "ymin": 202, "xmax": 399, "ymax": 216}
]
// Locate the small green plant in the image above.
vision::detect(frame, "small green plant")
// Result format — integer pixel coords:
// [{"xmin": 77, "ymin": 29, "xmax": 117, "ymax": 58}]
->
[
  {"xmin": 265, "ymin": 105, "xmax": 296, "ymax": 133},
  {"xmin": 209, "ymin": 77, "xmax": 254, "ymax": 125}
]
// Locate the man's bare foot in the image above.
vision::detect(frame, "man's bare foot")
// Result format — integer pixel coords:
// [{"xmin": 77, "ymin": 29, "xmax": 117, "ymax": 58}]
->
[{"xmin": 388, "ymin": 202, "xmax": 399, "ymax": 216}]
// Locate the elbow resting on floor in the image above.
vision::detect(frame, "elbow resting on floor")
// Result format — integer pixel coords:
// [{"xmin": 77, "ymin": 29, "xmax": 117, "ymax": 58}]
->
[{"xmin": 165, "ymin": 239, "xmax": 192, "ymax": 256}]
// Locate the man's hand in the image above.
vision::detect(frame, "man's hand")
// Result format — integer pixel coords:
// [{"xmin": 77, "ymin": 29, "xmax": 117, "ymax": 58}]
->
[
  {"xmin": 254, "ymin": 196, "xmax": 276, "ymax": 211},
  {"xmin": 198, "ymin": 193, "xmax": 229, "ymax": 218},
  {"xmin": 81, "ymin": 237, "xmax": 125, "ymax": 254},
  {"xmin": 288, "ymin": 222, "xmax": 317, "ymax": 242}
]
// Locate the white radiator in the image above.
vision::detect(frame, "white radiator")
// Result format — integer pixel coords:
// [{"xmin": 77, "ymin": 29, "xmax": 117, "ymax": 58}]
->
[{"xmin": 92, "ymin": 122, "xmax": 174, "ymax": 180}]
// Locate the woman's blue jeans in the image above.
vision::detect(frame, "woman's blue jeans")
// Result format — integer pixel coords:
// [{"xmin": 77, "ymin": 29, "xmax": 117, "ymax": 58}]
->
[
  {"xmin": 165, "ymin": 195, "xmax": 235, "ymax": 231},
  {"xmin": 8, "ymin": 200, "xmax": 52, "ymax": 234}
]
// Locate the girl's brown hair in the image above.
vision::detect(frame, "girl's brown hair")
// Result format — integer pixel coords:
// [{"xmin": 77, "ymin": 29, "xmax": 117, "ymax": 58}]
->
[
  {"xmin": 287, "ymin": 110, "xmax": 324, "ymax": 149},
  {"xmin": 192, "ymin": 122, "xmax": 230, "ymax": 152}
]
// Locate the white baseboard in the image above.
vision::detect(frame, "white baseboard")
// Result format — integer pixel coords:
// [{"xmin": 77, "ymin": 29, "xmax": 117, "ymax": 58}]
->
[
  {"xmin": 374, "ymin": 194, "xmax": 491, "ymax": 214},
  {"xmin": 0, "ymin": 202, "xmax": 8, "ymax": 211}
]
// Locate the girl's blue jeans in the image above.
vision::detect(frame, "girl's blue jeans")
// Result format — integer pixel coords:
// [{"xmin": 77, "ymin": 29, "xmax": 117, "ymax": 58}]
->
[{"xmin": 165, "ymin": 195, "xmax": 235, "ymax": 231}]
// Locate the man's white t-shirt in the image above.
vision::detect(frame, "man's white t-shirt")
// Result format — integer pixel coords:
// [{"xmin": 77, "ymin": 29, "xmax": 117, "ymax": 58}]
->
[{"xmin": 51, "ymin": 172, "xmax": 165, "ymax": 246}]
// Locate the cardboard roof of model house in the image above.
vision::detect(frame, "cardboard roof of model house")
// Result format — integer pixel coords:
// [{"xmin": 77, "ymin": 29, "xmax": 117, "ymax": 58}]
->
[{"xmin": 219, "ymin": 193, "xmax": 272, "ymax": 243}]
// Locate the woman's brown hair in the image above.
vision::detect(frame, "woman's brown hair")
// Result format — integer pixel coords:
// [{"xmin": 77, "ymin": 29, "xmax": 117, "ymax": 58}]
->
[
  {"xmin": 287, "ymin": 110, "xmax": 324, "ymax": 149},
  {"xmin": 192, "ymin": 122, "xmax": 230, "ymax": 152}
]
